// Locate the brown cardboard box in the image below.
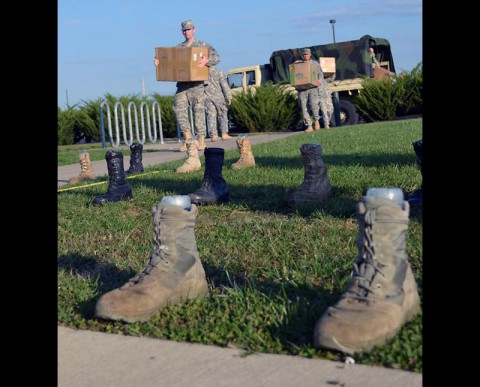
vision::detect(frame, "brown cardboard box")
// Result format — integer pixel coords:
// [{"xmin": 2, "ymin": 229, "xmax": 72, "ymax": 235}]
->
[
  {"xmin": 155, "ymin": 47, "xmax": 210, "ymax": 82},
  {"xmin": 319, "ymin": 57, "xmax": 336, "ymax": 78},
  {"xmin": 373, "ymin": 65, "xmax": 392, "ymax": 80},
  {"xmin": 288, "ymin": 61, "xmax": 320, "ymax": 90}
]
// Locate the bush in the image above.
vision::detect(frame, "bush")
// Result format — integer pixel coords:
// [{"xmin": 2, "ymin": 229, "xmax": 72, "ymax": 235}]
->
[
  {"xmin": 229, "ymin": 82, "xmax": 301, "ymax": 132},
  {"xmin": 353, "ymin": 62, "xmax": 423, "ymax": 122}
]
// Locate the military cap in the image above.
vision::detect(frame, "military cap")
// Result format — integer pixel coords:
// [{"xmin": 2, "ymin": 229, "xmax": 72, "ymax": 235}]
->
[
  {"xmin": 300, "ymin": 48, "xmax": 311, "ymax": 55},
  {"xmin": 181, "ymin": 20, "xmax": 195, "ymax": 31}
]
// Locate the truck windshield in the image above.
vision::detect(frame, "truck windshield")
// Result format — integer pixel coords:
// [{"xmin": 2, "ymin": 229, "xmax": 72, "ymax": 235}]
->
[{"xmin": 227, "ymin": 73, "xmax": 243, "ymax": 89}]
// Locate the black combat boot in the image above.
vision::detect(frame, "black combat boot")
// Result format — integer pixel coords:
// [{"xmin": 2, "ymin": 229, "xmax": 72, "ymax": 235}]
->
[
  {"xmin": 288, "ymin": 143, "xmax": 332, "ymax": 206},
  {"xmin": 92, "ymin": 151, "xmax": 133, "ymax": 205},
  {"xmin": 407, "ymin": 139, "xmax": 422, "ymax": 207},
  {"xmin": 188, "ymin": 148, "xmax": 229, "ymax": 205},
  {"xmin": 126, "ymin": 143, "xmax": 144, "ymax": 175}
]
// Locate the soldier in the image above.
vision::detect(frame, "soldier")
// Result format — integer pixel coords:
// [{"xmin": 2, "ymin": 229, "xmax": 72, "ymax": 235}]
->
[
  {"xmin": 205, "ymin": 66, "xmax": 232, "ymax": 142},
  {"xmin": 294, "ymin": 48, "xmax": 324, "ymax": 132},
  {"xmin": 155, "ymin": 20, "xmax": 220, "ymax": 152}
]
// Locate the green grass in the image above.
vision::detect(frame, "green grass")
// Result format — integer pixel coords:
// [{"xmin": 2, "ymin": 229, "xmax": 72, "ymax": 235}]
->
[{"xmin": 58, "ymin": 118, "xmax": 423, "ymax": 372}]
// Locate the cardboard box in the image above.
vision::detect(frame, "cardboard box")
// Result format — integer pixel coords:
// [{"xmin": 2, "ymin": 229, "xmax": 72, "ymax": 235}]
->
[
  {"xmin": 155, "ymin": 47, "xmax": 209, "ymax": 82},
  {"xmin": 289, "ymin": 61, "xmax": 320, "ymax": 90},
  {"xmin": 373, "ymin": 65, "xmax": 392, "ymax": 80},
  {"xmin": 319, "ymin": 57, "xmax": 336, "ymax": 78}
]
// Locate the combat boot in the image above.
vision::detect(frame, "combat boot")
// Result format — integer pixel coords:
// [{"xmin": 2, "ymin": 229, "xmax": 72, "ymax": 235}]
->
[
  {"xmin": 197, "ymin": 134, "xmax": 206, "ymax": 151},
  {"xmin": 314, "ymin": 120, "xmax": 321, "ymax": 130},
  {"xmin": 313, "ymin": 191, "xmax": 421, "ymax": 354},
  {"xmin": 92, "ymin": 150, "xmax": 133, "ymax": 205},
  {"xmin": 304, "ymin": 126, "xmax": 314, "ymax": 133},
  {"xmin": 211, "ymin": 134, "xmax": 219, "ymax": 142},
  {"xmin": 288, "ymin": 143, "xmax": 332, "ymax": 206},
  {"xmin": 95, "ymin": 198, "xmax": 209, "ymax": 323},
  {"xmin": 125, "ymin": 143, "xmax": 144, "ymax": 175},
  {"xmin": 175, "ymin": 138, "xmax": 201, "ymax": 173},
  {"xmin": 221, "ymin": 132, "xmax": 232, "ymax": 141},
  {"xmin": 230, "ymin": 137, "xmax": 255, "ymax": 169},
  {"xmin": 408, "ymin": 139, "xmax": 423, "ymax": 207},
  {"xmin": 68, "ymin": 152, "xmax": 96, "ymax": 184},
  {"xmin": 179, "ymin": 131, "xmax": 193, "ymax": 152},
  {"xmin": 188, "ymin": 148, "xmax": 229, "ymax": 205}
]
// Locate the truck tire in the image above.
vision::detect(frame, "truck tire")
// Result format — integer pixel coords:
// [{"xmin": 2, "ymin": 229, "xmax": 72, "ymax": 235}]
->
[{"xmin": 339, "ymin": 100, "xmax": 359, "ymax": 126}]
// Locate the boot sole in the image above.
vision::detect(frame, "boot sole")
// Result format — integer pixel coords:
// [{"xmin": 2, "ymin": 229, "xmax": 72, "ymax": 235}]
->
[{"xmin": 95, "ymin": 281, "xmax": 209, "ymax": 323}]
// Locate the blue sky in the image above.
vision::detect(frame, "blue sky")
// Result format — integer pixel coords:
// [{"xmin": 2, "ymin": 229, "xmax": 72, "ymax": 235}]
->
[{"xmin": 58, "ymin": 0, "xmax": 422, "ymax": 108}]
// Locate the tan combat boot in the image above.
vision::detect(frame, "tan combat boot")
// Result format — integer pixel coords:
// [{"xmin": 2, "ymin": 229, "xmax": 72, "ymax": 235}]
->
[
  {"xmin": 179, "ymin": 131, "xmax": 193, "ymax": 152},
  {"xmin": 230, "ymin": 137, "xmax": 255, "ymax": 169},
  {"xmin": 94, "ymin": 199, "xmax": 209, "ymax": 323},
  {"xmin": 314, "ymin": 120, "xmax": 321, "ymax": 130},
  {"xmin": 287, "ymin": 143, "xmax": 332, "ymax": 206},
  {"xmin": 68, "ymin": 152, "xmax": 96, "ymax": 184},
  {"xmin": 221, "ymin": 132, "xmax": 232, "ymax": 141},
  {"xmin": 197, "ymin": 134, "xmax": 206, "ymax": 151},
  {"xmin": 211, "ymin": 134, "xmax": 219, "ymax": 142},
  {"xmin": 304, "ymin": 126, "xmax": 314, "ymax": 133},
  {"xmin": 313, "ymin": 194, "xmax": 421, "ymax": 354},
  {"xmin": 176, "ymin": 138, "xmax": 201, "ymax": 173}
]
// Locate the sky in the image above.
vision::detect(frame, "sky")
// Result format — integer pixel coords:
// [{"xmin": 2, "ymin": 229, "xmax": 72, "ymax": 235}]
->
[{"xmin": 57, "ymin": 0, "xmax": 422, "ymax": 109}]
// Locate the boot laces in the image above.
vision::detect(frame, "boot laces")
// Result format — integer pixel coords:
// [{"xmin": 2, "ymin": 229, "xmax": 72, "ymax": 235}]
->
[
  {"xmin": 80, "ymin": 158, "xmax": 89, "ymax": 172},
  {"xmin": 347, "ymin": 209, "xmax": 385, "ymax": 302},
  {"xmin": 121, "ymin": 244, "xmax": 170, "ymax": 288}
]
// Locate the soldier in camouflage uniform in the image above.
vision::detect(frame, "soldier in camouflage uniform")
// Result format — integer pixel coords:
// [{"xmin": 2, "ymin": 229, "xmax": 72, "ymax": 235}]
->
[
  {"xmin": 295, "ymin": 48, "xmax": 323, "ymax": 132},
  {"xmin": 156, "ymin": 20, "xmax": 220, "ymax": 151},
  {"xmin": 318, "ymin": 73, "xmax": 335, "ymax": 129},
  {"xmin": 205, "ymin": 66, "xmax": 232, "ymax": 142}
]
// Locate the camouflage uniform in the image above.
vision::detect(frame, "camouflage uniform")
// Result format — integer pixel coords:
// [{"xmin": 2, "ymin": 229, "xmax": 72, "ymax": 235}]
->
[
  {"xmin": 205, "ymin": 66, "xmax": 232, "ymax": 137},
  {"xmin": 296, "ymin": 58, "xmax": 323, "ymax": 128},
  {"xmin": 318, "ymin": 74, "xmax": 335, "ymax": 128},
  {"xmin": 174, "ymin": 36, "xmax": 220, "ymax": 137}
]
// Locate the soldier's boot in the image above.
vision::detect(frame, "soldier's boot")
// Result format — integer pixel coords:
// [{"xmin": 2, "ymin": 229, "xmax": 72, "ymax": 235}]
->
[
  {"xmin": 188, "ymin": 148, "xmax": 229, "ymax": 205},
  {"xmin": 313, "ymin": 195, "xmax": 421, "ymax": 354},
  {"xmin": 197, "ymin": 134, "xmax": 206, "ymax": 151},
  {"xmin": 314, "ymin": 120, "xmax": 321, "ymax": 131},
  {"xmin": 125, "ymin": 143, "xmax": 144, "ymax": 175},
  {"xmin": 68, "ymin": 152, "xmax": 96, "ymax": 184},
  {"xmin": 304, "ymin": 126, "xmax": 314, "ymax": 133},
  {"xmin": 175, "ymin": 138, "xmax": 201, "ymax": 173},
  {"xmin": 221, "ymin": 132, "xmax": 232, "ymax": 141},
  {"xmin": 94, "ymin": 200, "xmax": 209, "ymax": 323},
  {"xmin": 92, "ymin": 151, "xmax": 133, "ymax": 205},
  {"xmin": 408, "ymin": 139, "xmax": 423, "ymax": 207},
  {"xmin": 230, "ymin": 137, "xmax": 256, "ymax": 170},
  {"xmin": 179, "ymin": 131, "xmax": 193, "ymax": 153},
  {"xmin": 211, "ymin": 134, "xmax": 219, "ymax": 142},
  {"xmin": 323, "ymin": 119, "xmax": 330, "ymax": 129},
  {"xmin": 288, "ymin": 143, "xmax": 332, "ymax": 206}
]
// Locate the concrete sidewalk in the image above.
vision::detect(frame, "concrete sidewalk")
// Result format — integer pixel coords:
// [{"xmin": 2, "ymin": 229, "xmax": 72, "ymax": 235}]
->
[
  {"xmin": 58, "ymin": 132, "xmax": 302, "ymax": 188},
  {"xmin": 58, "ymin": 326, "xmax": 422, "ymax": 387}
]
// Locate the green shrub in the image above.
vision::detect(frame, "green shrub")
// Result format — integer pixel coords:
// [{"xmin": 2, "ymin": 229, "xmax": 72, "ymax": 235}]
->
[
  {"xmin": 229, "ymin": 82, "xmax": 301, "ymax": 133},
  {"xmin": 353, "ymin": 62, "xmax": 423, "ymax": 122}
]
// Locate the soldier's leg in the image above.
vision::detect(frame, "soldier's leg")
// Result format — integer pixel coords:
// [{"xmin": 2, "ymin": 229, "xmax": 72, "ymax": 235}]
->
[
  {"xmin": 174, "ymin": 89, "xmax": 191, "ymax": 134},
  {"xmin": 205, "ymin": 99, "xmax": 218, "ymax": 138}
]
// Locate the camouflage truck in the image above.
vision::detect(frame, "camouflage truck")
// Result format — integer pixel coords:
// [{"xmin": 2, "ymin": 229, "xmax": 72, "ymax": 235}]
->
[{"xmin": 226, "ymin": 35, "xmax": 395, "ymax": 126}]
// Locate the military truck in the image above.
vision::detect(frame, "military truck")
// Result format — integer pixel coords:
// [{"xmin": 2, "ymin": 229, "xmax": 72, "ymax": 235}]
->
[{"xmin": 226, "ymin": 35, "xmax": 395, "ymax": 126}]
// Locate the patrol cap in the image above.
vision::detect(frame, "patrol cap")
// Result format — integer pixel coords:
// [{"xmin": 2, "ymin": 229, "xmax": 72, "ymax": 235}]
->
[
  {"xmin": 181, "ymin": 20, "xmax": 195, "ymax": 31},
  {"xmin": 300, "ymin": 48, "xmax": 311, "ymax": 55}
]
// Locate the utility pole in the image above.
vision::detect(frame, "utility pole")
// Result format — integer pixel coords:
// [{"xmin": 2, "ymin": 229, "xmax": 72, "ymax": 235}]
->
[
  {"xmin": 141, "ymin": 79, "xmax": 146, "ymax": 97},
  {"xmin": 66, "ymin": 89, "xmax": 69, "ymax": 107},
  {"xmin": 330, "ymin": 19, "xmax": 336, "ymax": 43}
]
